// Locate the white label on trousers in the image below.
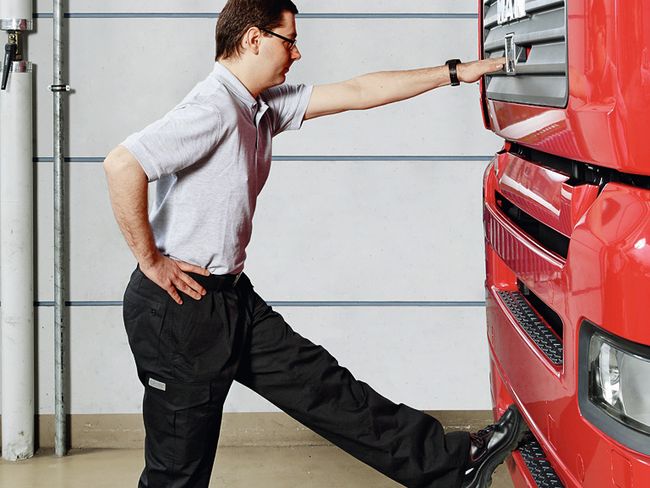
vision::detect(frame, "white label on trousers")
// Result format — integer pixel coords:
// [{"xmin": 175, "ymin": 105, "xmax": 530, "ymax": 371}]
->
[{"xmin": 148, "ymin": 378, "xmax": 167, "ymax": 391}]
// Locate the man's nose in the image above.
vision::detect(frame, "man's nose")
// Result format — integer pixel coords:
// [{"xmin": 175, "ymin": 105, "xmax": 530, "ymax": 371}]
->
[{"xmin": 291, "ymin": 45, "xmax": 301, "ymax": 60}]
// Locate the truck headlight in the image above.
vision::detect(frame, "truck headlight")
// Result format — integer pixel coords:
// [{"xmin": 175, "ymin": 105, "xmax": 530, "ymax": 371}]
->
[{"xmin": 580, "ymin": 321, "xmax": 650, "ymax": 454}]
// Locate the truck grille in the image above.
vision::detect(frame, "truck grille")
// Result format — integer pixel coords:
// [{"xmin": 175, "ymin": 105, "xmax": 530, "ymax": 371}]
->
[
  {"xmin": 482, "ymin": 0, "xmax": 568, "ymax": 107},
  {"xmin": 496, "ymin": 290, "xmax": 563, "ymax": 365},
  {"xmin": 495, "ymin": 191, "xmax": 569, "ymax": 259}
]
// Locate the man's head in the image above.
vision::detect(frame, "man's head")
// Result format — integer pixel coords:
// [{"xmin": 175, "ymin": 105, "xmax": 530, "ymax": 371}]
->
[
  {"xmin": 215, "ymin": 0, "xmax": 299, "ymax": 61},
  {"xmin": 215, "ymin": 0, "xmax": 302, "ymax": 92}
]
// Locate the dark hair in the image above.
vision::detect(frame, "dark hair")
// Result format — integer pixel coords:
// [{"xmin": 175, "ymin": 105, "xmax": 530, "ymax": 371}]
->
[{"xmin": 215, "ymin": 0, "xmax": 299, "ymax": 60}]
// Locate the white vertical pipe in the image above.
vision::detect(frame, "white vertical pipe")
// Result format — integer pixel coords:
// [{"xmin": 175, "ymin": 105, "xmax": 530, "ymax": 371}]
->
[
  {"xmin": 0, "ymin": 2, "xmax": 31, "ymax": 24},
  {"xmin": 0, "ymin": 61, "xmax": 34, "ymax": 461}
]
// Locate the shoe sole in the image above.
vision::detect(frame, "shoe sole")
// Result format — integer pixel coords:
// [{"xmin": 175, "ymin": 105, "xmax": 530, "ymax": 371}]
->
[{"xmin": 465, "ymin": 405, "xmax": 529, "ymax": 488}]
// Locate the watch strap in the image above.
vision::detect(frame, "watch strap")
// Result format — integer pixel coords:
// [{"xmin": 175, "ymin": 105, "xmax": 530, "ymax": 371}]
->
[{"xmin": 445, "ymin": 59, "xmax": 461, "ymax": 86}]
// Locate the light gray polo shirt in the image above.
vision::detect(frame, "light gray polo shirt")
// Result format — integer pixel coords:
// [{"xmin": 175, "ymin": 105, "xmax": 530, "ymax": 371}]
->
[{"xmin": 121, "ymin": 62, "xmax": 313, "ymax": 275}]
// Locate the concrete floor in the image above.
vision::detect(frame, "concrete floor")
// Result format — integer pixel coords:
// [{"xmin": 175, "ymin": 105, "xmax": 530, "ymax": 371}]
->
[{"xmin": 0, "ymin": 446, "xmax": 514, "ymax": 487}]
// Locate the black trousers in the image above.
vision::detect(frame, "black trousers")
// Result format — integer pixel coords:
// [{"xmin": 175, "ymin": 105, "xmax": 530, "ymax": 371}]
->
[{"xmin": 123, "ymin": 267, "xmax": 470, "ymax": 488}]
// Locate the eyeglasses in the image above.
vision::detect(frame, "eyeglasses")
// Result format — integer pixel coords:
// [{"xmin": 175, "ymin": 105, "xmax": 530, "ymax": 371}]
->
[{"xmin": 260, "ymin": 28, "xmax": 298, "ymax": 50}]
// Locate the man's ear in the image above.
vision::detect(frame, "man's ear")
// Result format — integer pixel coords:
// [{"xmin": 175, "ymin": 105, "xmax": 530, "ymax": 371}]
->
[{"xmin": 242, "ymin": 26, "xmax": 262, "ymax": 55}]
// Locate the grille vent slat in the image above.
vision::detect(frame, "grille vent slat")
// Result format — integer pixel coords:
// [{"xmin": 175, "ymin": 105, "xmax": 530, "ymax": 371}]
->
[
  {"xmin": 483, "ymin": 0, "xmax": 568, "ymax": 107},
  {"xmin": 517, "ymin": 434, "xmax": 565, "ymax": 487},
  {"xmin": 496, "ymin": 290, "xmax": 563, "ymax": 365},
  {"xmin": 485, "ymin": 27, "xmax": 565, "ymax": 51}
]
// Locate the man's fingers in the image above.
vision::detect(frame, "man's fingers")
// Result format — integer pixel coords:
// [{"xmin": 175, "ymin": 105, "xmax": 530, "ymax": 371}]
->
[
  {"xmin": 165, "ymin": 275, "xmax": 202, "ymax": 304},
  {"xmin": 479, "ymin": 57, "xmax": 505, "ymax": 71},
  {"xmin": 491, "ymin": 57, "xmax": 506, "ymax": 71},
  {"xmin": 165, "ymin": 284, "xmax": 183, "ymax": 305},
  {"xmin": 167, "ymin": 259, "xmax": 208, "ymax": 300},
  {"xmin": 176, "ymin": 260, "xmax": 211, "ymax": 276},
  {"xmin": 484, "ymin": 58, "xmax": 504, "ymax": 72},
  {"xmin": 177, "ymin": 272, "xmax": 206, "ymax": 300},
  {"xmin": 143, "ymin": 257, "xmax": 209, "ymax": 304}
]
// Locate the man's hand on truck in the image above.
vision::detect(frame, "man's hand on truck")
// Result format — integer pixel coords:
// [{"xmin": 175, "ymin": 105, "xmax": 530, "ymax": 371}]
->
[{"xmin": 457, "ymin": 57, "xmax": 505, "ymax": 83}]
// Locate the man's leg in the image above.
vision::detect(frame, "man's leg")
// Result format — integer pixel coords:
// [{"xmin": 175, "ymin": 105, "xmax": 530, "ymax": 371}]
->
[
  {"xmin": 234, "ymin": 283, "xmax": 470, "ymax": 488},
  {"xmin": 123, "ymin": 268, "xmax": 245, "ymax": 488},
  {"xmin": 138, "ymin": 379, "xmax": 226, "ymax": 488}
]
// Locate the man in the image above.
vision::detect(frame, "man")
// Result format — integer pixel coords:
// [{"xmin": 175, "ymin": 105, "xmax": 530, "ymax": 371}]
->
[{"xmin": 104, "ymin": 1, "xmax": 524, "ymax": 487}]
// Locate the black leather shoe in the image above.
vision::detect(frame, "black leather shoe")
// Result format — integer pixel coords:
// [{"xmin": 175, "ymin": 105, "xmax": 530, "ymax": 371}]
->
[{"xmin": 461, "ymin": 404, "xmax": 528, "ymax": 488}]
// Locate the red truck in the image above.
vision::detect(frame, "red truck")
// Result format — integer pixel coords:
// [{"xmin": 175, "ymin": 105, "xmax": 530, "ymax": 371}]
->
[{"xmin": 480, "ymin": 1, "xmax": 650, "ymax": 486}]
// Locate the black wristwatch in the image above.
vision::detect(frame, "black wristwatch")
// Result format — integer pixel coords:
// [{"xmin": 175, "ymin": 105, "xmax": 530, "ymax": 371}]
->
[{"xmin": 445, "ymin": 59, "xmax": 461, "ymax": 86}]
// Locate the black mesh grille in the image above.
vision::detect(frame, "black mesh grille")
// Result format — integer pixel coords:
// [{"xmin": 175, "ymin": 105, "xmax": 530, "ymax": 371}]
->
[
  {"xmin": 496, "ymin": 191, "xmax": 569, "ymax": 259},
  {"xmin": 518, "ymin": 434, "xmax": 565, "ymax": 487},
  {"xmin": 497, "ymin": 290, "xmax": 563, "ymax": 365}
]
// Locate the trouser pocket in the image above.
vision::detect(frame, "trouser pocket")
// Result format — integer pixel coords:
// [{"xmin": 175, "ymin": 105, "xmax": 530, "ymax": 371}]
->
[
  {"xmin": 142, "ymin": 379, "xmax": 222, "ymax": 488},
  {"xmin": 123, "ymin": 276, "xmax": 171, "ymax": 376}
]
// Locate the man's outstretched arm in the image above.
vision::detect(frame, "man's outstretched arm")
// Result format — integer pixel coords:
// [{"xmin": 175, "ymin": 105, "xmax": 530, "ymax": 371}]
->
[
  {"xmin": 305, "ymin": 57, "xmax": 504, "ymax": 120},
  {"xmin": 103, "ymin": 145, "xmax": 209, "ymax": 304}
]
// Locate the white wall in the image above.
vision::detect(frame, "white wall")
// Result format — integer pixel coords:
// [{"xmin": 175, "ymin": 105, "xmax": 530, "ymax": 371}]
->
[{"xmin": 0, "ymin": 0, "xmax": 503, "ymax": 414}]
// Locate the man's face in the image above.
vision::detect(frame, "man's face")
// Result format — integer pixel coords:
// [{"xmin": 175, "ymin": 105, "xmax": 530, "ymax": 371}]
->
[{"xmin": 258, "ymin": 10, "xmax": 301, "ymax": 87}]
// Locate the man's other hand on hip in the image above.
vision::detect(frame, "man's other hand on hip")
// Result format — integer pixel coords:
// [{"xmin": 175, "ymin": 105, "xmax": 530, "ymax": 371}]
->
[{"xmin": 140, "ymin": 254, "xmax": 209, "ymax": 305}]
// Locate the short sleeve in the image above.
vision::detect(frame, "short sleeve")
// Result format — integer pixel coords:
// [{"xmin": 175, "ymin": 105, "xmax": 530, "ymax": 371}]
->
[
  {"xmin": 121, "ymin": 103, "xmax": 222, "ymax": 182},
  {"xmin": 263, "ymin": 83, "xmax": 313, "ymax": 136}
]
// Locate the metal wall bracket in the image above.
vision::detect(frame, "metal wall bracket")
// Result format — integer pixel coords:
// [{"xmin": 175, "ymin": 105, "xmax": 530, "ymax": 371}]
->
[
  {"xmin": 49, "ymin": 84, "xmax": 71, "ymax": 92},
  {"xmin": 0, "ymin": 19, "xmax": 33, "ymax": 32},
  {"xmin": 2, "ymin": 60, "xmax": 32, "ymax": 72}
]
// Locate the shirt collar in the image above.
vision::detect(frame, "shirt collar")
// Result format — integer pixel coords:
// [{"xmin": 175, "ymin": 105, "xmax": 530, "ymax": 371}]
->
[{"xmin": 212, "ymin": 62, "xmax": 263, "ymax": 113}]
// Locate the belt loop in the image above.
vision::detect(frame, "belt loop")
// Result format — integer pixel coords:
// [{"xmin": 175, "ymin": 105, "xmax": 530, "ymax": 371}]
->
[{"xmin": 233, "ymin": 272, "xmax": 242, "ymax": 286}]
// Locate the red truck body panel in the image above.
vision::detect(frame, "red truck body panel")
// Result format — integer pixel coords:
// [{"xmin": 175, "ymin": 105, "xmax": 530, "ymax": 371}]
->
[
  {"xmin": 480, "ymin": 1, "xmax": 650, "ymax": 486},
  {"xmin": 484, "ymin": 156, "xmax": 650, "ymax": 487}
]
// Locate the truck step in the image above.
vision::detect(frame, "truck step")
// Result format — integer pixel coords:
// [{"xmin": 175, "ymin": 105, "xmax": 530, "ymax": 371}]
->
[
  {"xmin": 496, "ymin": 291, "xmax": 563, "ymax": 365},
  {"xmin": 517, "ymin": 434, "xmax": 565, "ymax": 488}
]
